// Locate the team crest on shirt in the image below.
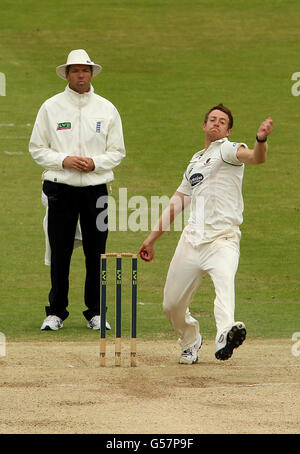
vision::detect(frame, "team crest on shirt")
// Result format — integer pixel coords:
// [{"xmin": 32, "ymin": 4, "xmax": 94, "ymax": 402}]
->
[
  {"xmin": 189, "ymin": 173, "xmax": 204, "ymax": 187},
  {"xmin": 57, "ymin": 122, "xmax": 71, "ymax": 130}
]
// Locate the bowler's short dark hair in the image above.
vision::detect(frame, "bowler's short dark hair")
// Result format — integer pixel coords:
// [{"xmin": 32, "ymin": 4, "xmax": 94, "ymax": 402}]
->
[{"xmin": 204, "ymin": 104, "xmax": 233, "ymax": 129}]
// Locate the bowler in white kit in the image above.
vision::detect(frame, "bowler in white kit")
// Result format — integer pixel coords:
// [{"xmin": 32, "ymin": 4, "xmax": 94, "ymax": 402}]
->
[{"xmin": 139, "ymin": 104, "xmax": 273, "ymax": 364}]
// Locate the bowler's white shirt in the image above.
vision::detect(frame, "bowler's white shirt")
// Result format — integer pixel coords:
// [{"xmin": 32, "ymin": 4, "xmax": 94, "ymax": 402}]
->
[{"xmin": 177, "ymin": 138, "xmax": 247, "ymax": 245}]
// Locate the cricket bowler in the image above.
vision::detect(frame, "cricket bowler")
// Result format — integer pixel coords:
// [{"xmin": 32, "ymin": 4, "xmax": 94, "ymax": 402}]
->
[{"xmin": 139, "ymin": 104, "xmax": 273, "ymax": 364}]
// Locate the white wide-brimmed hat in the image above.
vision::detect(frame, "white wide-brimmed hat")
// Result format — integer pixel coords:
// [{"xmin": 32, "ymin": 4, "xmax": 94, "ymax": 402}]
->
[{"xmin": 56, "ymin": 49, "xmax": 102, "ymax": 80}]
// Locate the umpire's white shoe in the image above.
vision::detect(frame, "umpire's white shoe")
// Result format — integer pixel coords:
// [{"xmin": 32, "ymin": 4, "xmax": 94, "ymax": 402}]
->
[
  {"xmin": 215, "ymin": 322, "xmax": 246, "ymax": 361},
  {"xmin": 87, "ymin": 315, "xmax": 111, "ymax": 331},
  {"xmin": 41, "ymin": 315, "xmax": 63, "ymax": 331},
  {"xmin": 179, "ymin": 335, "xmax": 202, "ymax": 365}
]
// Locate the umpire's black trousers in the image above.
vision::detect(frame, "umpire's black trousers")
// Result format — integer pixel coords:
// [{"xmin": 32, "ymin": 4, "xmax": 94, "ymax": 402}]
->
[{"xmin": 43, "ymin": 180, "xmax": 108, "ymax": 321}]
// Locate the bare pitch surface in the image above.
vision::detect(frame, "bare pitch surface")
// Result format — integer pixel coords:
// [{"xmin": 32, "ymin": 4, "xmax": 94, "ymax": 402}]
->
[{"xmin": 0, "ymin": 339, "xmax": 299, "ymax": 434}]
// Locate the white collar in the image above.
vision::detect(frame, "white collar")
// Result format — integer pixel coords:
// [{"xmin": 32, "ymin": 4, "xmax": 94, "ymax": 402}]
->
[
  {"xmin": 65, "ymin": 84, "xmax": 94, "ymax": 105},
  {"xmin": 210, "ymin": 137, "xmax": 228, "ymax": 145}
]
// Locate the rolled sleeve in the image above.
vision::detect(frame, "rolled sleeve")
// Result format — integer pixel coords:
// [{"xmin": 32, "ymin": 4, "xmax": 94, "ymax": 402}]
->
[
  {"xmin": 220, "ymin": 141, "xmax": 247, "ymax": 166},
  {"xmin": 176, "ymin": 172, "xmax": 192, "ymax": 196}
]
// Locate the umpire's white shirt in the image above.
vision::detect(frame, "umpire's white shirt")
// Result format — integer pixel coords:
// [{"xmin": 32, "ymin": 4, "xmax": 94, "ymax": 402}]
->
[
  {"xmin": 29, "ymin": 85, "xmax": 126, "ymax": 187},
  {"xmin": 177, "ymin": 138, "xmax": 247, "ymax": 246}
]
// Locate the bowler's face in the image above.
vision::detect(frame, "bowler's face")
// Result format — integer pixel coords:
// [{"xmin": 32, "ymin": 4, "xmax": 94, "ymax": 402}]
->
[
  {"xmin": 203, "ymin": 109, "xmax": 232, "ymax": 142},
  {"xmin": 66, "ymin": 64, "xmax": 93, "ymax": 94}
]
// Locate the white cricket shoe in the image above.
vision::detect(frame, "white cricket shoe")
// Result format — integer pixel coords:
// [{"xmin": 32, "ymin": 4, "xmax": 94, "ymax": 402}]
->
[
  {"xmin": 87, "ymin": 315, "xmax": 111, "ymax": 331},
  {"xmin": 215, "ymin": 321, "xmax": 246, "ymax": 361},
  {"xmin": 41, "ymin": 315, "xmax": 63, "ymax": 331},
  {"xmin": 179, "ymin": 335, "xmax": 202, "ymax": 365}
]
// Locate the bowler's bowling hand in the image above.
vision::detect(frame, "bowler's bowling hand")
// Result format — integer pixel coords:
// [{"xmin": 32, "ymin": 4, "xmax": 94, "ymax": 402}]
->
[
  {"xmin": 257, "ymin": 117, "xmax": 273, "ymax": 141},
  {"xmin": 139, "ymin": 242, "xmax": 155, "ymax": 262}
]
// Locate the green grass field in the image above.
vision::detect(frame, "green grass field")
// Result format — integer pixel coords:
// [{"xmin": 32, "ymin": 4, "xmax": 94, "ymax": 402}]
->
[{"xmin": 0, "ymin": 0, "xmax": 299, "ymax": 344}]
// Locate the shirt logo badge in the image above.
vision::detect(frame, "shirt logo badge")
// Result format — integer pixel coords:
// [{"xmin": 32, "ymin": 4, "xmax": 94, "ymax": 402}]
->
[
  {"xmin": 96, "ymin": 121, "xmax": 101, "ymax": 133},
  {"xmin": 190, "ymin": 173, "xmax": 204, "ymax": 187},
  {"xmin": 57, "ymin": 122, "xmax": 71, "ymax": 130}
]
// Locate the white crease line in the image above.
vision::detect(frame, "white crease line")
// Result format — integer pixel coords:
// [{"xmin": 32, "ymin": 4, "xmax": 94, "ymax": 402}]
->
[
  {"xmin": 0, "ymin": 123, "xmax": 32, "ymax": 127},
  {"xmin": 237, "ymin": 383, "xmax": 300, "ymax": 388},
  {"xmin": 229, "ymin": 364, "xmax": 300, "ymax": 368},
  {"xmin": 3, "ymin": 151, "xmax": 24, "ymax": 155}
]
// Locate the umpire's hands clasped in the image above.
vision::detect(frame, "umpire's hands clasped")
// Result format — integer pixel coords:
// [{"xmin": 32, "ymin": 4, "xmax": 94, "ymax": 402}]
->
[{"xmin": 63, "ymin": 156, "xmax": 95, "ymax": 172}]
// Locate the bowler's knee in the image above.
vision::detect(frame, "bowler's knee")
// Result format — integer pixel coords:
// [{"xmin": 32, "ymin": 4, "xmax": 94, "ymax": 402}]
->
[{"xmin": 163, "ymin": 291, "xmax": 183, "ymax": 319}]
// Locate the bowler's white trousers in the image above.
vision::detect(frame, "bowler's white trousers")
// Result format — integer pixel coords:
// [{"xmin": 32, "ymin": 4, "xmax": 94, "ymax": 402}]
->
[{"xmin": 163, "ymin": 231, "xmax": 240, "ymax": 351}]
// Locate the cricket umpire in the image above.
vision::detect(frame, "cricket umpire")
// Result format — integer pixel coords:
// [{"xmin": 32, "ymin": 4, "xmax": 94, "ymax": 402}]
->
[
  {"xmin": 139, "ymin": 104, "xmax": 273, "ymax": 364},
  {"xmin": 29, "ymin": 49, "xmax": 126, "ymax": 331}
]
